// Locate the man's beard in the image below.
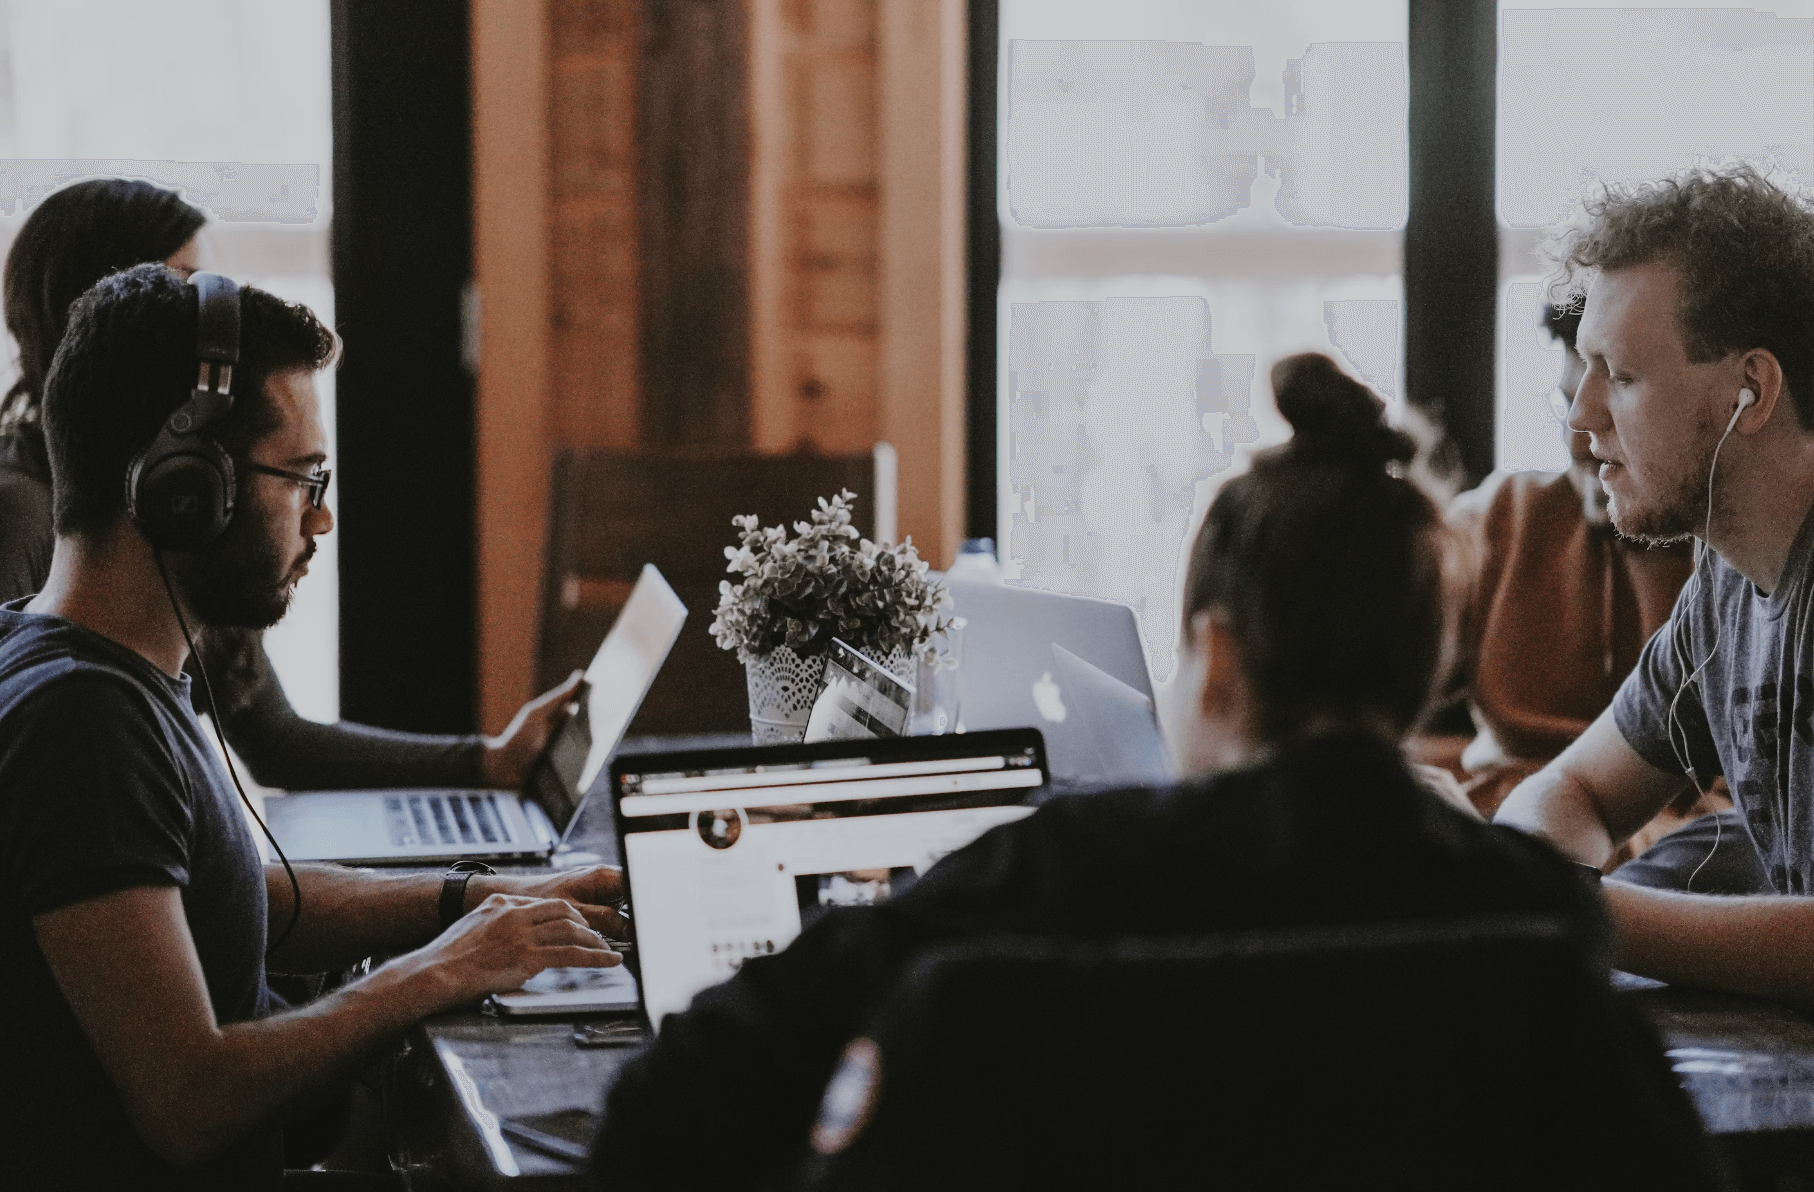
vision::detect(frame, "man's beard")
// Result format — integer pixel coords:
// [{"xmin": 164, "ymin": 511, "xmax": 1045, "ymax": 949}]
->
[
  {"xmin": 1608, "ymin": 439, "xmax": 1717, "ymax": 548},
  {"xmin": 168, "ymin": 513, "xmax": 311, "ymax": 631}
]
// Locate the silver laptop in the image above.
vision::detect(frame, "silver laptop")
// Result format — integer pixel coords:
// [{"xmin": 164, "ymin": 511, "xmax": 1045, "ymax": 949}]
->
[
  {"xmin": 1048, "ymin": 642, "xmax": 1171, "ymax": 785},
  {"xmin": 949, "ymin": 579, "xmax": 1170, "ymax": 785},
  {"xmin": 265, "ymin": 565, "xmax": 688, "ymax": 865}
]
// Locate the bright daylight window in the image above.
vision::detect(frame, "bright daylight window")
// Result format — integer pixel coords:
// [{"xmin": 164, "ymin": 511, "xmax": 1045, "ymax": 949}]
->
[
  {"xmin": 996, "ymin": 0, "xmax": 1408, "ymax": 686},
  {"xmin": 0, "ymin": 0, "xmax": 336, "ymax": 719},
  {"xmin": 1496, "ymin": 1, "xmax": 1814, "ymax": 472}
]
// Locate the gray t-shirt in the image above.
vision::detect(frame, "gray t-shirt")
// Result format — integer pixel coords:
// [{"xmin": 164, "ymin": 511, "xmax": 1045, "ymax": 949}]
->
[{"xmin": 1614, "ymin": 500, "xmax": 1814, "ymax": 895}]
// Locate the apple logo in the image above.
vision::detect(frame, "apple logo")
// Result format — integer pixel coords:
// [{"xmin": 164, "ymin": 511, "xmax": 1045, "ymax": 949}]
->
[{"xmin": 1031, "ymin": 671, "xmax": 1068, "ymax": 723}]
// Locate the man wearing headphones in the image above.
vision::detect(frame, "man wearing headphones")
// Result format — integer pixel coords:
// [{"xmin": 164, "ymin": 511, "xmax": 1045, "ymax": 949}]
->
[
  {"xmin": 1497, "ymin": 162, "xmax": 1814, "ymax": 1004},
  {"xmin": 0, "ymin": 264, "xmax": 625, "ymax": 1189}
]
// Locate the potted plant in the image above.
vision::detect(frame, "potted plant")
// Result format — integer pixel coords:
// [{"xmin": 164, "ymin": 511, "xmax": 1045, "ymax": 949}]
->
[{"xmin": 711, "ymin": 491, "xmax": 954, "ymax": 743}]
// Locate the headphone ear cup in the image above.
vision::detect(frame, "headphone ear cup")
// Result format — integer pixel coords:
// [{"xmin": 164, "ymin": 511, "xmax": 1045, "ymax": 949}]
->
[{"xmin": 128, "ymin": 441, "xmax": 236, "ymax": 551}]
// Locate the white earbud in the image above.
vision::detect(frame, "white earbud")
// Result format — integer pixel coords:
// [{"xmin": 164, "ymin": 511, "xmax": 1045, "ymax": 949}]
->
[{"xmin": 1726, "ymin": 387, "xmax": 1757, "ymax": 433}]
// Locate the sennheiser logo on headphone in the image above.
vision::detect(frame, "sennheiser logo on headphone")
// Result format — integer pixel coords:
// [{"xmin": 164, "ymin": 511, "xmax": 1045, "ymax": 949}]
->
[{"xmin": 170, "ymin": 412, "xmax": 193, "ymax": 433}]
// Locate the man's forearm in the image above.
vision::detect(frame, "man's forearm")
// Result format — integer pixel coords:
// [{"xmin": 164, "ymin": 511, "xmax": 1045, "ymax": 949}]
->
[
  {"xmin": 1493, "ymin": 766, "xmax": 1619, "ymax": 865},
  {"xmin": 149, "ymin": 951, "xmax": 449, "ymax": 1165},
  {"xmin": 266, "ymin": 864, "xmax": 443, "ymax": 972},
  {"xmin": 266, "ymin": 864, "xmax": 585, "ymax": 973},
  {"xmin": 1605, "ymin": 883, "xmax": 1814, "ymax": 1005},
  {"xmin": 269, "ymin": 864, "xmax": 527, "ymax": 972}
]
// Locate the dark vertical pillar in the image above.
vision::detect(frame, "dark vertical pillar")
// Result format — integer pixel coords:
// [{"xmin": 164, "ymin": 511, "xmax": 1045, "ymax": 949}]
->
[
  {"xmin": 331, "ymin": 0, "xmax": 477, "ymax": 733},
  {"xmin": 1405, "ymin": 0, "xmax": 1499, "ymax": 486},
  {"xmin": 636, "ymin": 0, "xmax": 751, "ymax": 446},
  {"xmin": 965, "ymin": 0, "xmax": 1000, "ymax": 542}
]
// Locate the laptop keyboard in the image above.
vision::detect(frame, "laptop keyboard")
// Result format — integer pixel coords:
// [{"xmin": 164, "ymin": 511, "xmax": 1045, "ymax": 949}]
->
[{"xmin": 383, "ymin": 794, "xmax": 515, "ymax": 849}]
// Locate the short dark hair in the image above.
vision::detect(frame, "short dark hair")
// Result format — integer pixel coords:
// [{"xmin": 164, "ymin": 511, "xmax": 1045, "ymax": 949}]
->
[
  {"xmin": 1182, "ymin": 354, "xmax": 1450, "ymax": 742},
  {"xmin": 1541, "ymin": 302, "xmax": 1581, "ymax": 352},
  {"xmin": 1545, "ymin": 161, "xmax": 1814, "ymax": 428},
  {"xmin": 0, "ymin": 179, "xmax": 206, "ymax": 432},
  {"xmin": 43, "ymin": 263, "xmax": 338, "ymax": 539}
]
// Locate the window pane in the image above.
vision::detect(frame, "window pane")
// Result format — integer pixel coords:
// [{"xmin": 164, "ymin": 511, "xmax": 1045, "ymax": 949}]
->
[
  {"xmin": 0, "ymin": 0, "xmax": 337, "ymax": 721},
  {"xmin": 999, "ymin": 0, "xmax": 1408, "ymax": 681}
]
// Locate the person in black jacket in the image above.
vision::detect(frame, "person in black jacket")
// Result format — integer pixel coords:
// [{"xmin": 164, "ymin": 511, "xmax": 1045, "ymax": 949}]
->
[{"xmin": 590, "ymin": 353, "xmax": 1606, "ymax": 1190}]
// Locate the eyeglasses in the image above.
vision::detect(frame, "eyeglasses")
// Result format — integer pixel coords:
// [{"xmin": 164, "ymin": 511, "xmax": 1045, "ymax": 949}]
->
[
  {"xmin": 243, "ymin": 461, "xmax": 331, "ymax": 509},
  {"xmin": 1545, "ymin": 386, "xmax": 1574, "ymax": 427}
]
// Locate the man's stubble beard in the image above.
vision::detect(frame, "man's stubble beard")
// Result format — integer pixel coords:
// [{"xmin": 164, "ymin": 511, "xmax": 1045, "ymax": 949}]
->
[
  {"xmin": 168, "ymin": 502, "xmax": 308, "ymax": 631},
  {"xmin": 1607, "ymin": 418, "xmax": 1720, "ymax": 549}
]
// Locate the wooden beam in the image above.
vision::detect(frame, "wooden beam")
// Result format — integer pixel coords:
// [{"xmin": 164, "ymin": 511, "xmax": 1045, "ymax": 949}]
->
[
  {"xmin": 637, "ymin": 0, "xmax": 752, "ymax": 446},
  {"xmin": 472, "ymin": 0, "xmax": 553, "ymax": 731},
  {"xmin": 878, "ymin": 0, "xmax": 968, "ymax": 567}
]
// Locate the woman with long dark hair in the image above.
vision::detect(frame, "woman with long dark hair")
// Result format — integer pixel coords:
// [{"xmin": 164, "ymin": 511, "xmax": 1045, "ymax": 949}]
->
[{"xmin": 0, "ymin": 179, "xmax": 573, "ymax": 792}]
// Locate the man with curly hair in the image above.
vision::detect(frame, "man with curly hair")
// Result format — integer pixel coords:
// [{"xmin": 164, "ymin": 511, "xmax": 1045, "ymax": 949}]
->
[{"xmin": 1497, "ymin": 161, "xmax": 1814, "ymax": 1001}]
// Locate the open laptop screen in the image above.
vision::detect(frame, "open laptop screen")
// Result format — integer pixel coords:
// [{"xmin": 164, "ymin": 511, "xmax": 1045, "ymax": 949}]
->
[
  {"xmin": 612, "ymin": 729, "xmax": 1047, "ymax": 1031},
  {"xmin": 526, "ymin": 564, "xmax": 689, "ymax": 839}
]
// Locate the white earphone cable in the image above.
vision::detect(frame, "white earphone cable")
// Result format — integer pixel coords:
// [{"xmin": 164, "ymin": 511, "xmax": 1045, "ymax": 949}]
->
[{"xmin": 1666, "ymin": 391, "xmax": 1751, "ymax": 892}]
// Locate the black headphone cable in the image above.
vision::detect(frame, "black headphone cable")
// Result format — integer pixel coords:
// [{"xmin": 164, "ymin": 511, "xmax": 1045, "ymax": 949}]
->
[{"xmin": 154, "ymin": 550, "xmax": 304, "ymax": 958}]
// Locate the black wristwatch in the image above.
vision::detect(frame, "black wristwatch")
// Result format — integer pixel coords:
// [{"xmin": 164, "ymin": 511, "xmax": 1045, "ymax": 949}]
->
[{"xmin": 439, "ymin": 861, "xmax": 497, "ymax": 930}]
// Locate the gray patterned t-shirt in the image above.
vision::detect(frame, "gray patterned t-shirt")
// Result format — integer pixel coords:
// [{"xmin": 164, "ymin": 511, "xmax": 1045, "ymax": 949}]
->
[{"xmin": 1614, "ymin": 500, "xmax": 1814, "ymax": 894}]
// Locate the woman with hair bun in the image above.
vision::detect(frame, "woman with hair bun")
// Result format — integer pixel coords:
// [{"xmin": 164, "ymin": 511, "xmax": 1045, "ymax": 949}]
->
[
  {"xmin": 0, "ymin": 179, "xmax": 580, "ymax": 795},
  {"xmin": 588, "ymin": 354, "xmax": 1630, "ymax": 1191}
]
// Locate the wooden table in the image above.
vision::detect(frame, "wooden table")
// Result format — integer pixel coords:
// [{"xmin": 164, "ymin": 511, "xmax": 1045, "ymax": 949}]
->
[
  {"xmin": 388, "ymin": 978, "xmax": 1814, "ymax": 1188},
  {"xmin": 386, "ymin": 1011, "xmax": 639, "ymax": 1190},
  {"xmin": 384, "ymin": 738, "xmax": 1814, "ymax": 1186}
]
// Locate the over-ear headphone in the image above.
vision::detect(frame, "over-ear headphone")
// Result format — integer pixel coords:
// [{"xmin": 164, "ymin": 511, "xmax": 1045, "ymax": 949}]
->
[{"xmin": 125, "ymin": 271, "xmax": 242, "ymax": 550}]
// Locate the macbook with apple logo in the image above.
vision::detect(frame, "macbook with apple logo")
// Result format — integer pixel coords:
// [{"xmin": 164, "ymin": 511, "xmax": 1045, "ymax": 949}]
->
[{"xmin": 946, "ymin": 580, "xmax": 1171, "ymax": 787}]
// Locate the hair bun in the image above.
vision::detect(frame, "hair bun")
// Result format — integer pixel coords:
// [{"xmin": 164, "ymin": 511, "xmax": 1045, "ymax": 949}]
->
[{"xmin": 1269, "ymin": 353, "xmax": 1414, "ymax": 469}]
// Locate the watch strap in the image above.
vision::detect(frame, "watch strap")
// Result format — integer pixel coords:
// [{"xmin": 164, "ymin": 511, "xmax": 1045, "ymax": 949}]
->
[{"xmin": 439, "ymin": 861, "xmax": 496, "ymax": 930}]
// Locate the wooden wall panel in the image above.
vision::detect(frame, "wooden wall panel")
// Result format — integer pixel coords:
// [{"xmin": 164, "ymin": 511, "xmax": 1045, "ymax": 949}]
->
[
  {"xmin": 749, "ymin": 0, "xmax": 966, "ymax": 562},
  {"xmin": 473, "ymin": 0, "xmax": 553, "ymax": 733},
  {"xmin": 475, "ymin": 0, "xmax": 968, "ymax": 726},
  {"xmin": 877, "ymin": 0, "xmax": 966, "ymax": 568},
  {"xmin": 750, "ymin": 0, "xmax": 881, "ymax": 458},
  {"xmin": 549, "ymin": 0, "xmax": 641, "ymax": 450},
  {"xmin": 637, "ymin": 0, "xmax": 752, "ymax": 446}
]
